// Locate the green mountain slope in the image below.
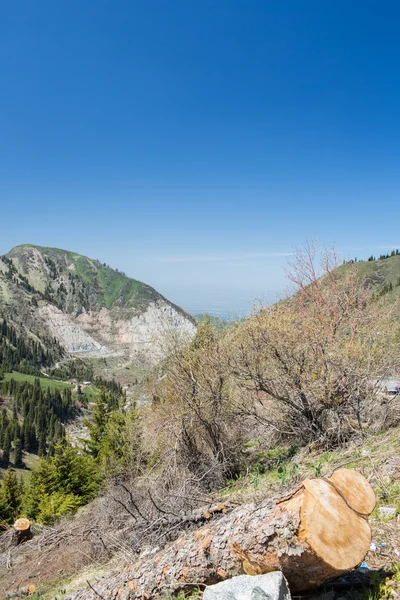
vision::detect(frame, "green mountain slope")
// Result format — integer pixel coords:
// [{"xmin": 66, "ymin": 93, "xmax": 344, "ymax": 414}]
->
[
  {"xmin": 6, "ymin": 244, "xmax": 189, "ymax": 315},
  {"xmin": 344, "ymin": 254, "xmax": 400, "ymax": 303}
]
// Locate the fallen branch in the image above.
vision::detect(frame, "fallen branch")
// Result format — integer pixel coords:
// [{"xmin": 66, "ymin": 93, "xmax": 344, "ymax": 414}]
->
[{"xmin": 68, "ymin": 468, "xmax": 376, "ymax": 599}]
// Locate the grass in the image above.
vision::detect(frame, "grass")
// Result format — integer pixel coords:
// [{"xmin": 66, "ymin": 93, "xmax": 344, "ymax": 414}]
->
[
  {"xmin": 3, "ymin": 371, "xmax": 73, "ymax": 391},
  {"xmin": 81, "ymin": 385, "xmax": 98, "ymax": 402},
  {"xmin": 351, "ymin": 563, "xmax": 400, "ymax": 600},
  {"xmin": 48, "ymin": 250, "xmax": 158, "ymax": 310},
  {"xmin": 221, "ymin": 426, "xmax": 400, "ymax": 505},
  {"xmin": 0, "ymin": 450, "xmax": 40, "ymax": 480},
  {"xmin": 168, "ymin": 591, "xmax": 203, "ymax": 600}
]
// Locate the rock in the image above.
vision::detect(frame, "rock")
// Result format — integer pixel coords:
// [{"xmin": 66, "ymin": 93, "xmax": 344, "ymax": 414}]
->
[
  {"xmin": 203, "ymin": 572, "xmax": 291, "ymax": 600},
  {"xmin": 378, "ymin": 506, "xmax": 397, "ymax": 519}
]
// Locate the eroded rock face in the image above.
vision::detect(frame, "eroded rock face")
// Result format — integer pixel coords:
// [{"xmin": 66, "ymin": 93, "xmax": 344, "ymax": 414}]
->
[
  {"xmin": 39, "ymin": 294, "xmax": 196, "ymax": 363},
  {"xmin": 38, "ymin": 304, "xmax": 115, "ymax": 357},
  {"xmin": 203, "ymin": 572, "xmax": 291, "ymax": 600}
]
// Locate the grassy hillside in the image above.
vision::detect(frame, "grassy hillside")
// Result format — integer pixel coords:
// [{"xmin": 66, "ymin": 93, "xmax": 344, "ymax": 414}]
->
[
  {"xmin": 7, "ymin": 244, "xmax": 162, "ymax": 312},
  {"xmin": 3, "ymin": 371, "xmax": 73, "ymax": 391},
  {"xmin": 352, "ymin": 254, "xmax": 400, "ymax": 293},
  {"xmin": 0, "ymin": 244, "xmax": 196, "ymax": 382}
]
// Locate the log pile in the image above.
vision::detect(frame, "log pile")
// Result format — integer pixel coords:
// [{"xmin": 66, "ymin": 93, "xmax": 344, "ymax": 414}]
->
[{"xmin": 68, "ymin": 468, "xmax": 375, "ymax": 600}]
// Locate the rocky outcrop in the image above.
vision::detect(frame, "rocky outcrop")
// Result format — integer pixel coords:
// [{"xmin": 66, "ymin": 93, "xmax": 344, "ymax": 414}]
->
[
  {"xmin": 39, "ymin": 299, "xmax": 196, "ymax": 363},
  {"xmin": 38, "ymin": 304, "xmax": 114, "ymax": 357}
]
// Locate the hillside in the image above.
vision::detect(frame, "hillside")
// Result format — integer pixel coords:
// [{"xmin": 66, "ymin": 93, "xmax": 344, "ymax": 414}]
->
[
  {"xmin": 0, "ymin": 245, "xmax": 196, "ymax": 368},
  {"xmin": 350, "ymin": 253, "xmax": 400, "ymax": 299}
]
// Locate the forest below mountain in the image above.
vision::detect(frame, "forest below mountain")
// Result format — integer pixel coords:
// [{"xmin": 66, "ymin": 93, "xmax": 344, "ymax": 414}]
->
[{"xmin": 0, "ymin": 243, "xmax": 399, "ymax": 599}]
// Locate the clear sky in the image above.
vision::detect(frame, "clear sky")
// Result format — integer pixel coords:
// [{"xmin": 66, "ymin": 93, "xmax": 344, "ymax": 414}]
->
[{"xmin": 1, "ymin": 1, "xmax": 399, "ymax": 315}]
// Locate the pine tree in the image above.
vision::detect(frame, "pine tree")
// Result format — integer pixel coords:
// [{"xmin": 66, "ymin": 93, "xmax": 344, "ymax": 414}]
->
[
  {"xmin": 38, "ymin": 432, "xmax": 46, "ymax": 457},
  {"xmin": 13, "ymin": 438, "xmax": 23, "ymax": 467},
  {"xmin": 0, "ymin": 468, "xmax": 22, "ymax": 524},
  {"xmin": 2, "ymin": 429, "xmax": 11, "ymax": 463},
  {"xmin": 85, "ymin": 388, "xmax": 111, "ymax": 458}
]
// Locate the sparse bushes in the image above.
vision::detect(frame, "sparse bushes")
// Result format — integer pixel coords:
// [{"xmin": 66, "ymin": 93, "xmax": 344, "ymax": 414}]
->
[
  {"xmin": 5, "ymin": 242, "xmax": 399, "ymax": 532},
  {"xmin": 146, "ymin": 244, "xmax": 399, "ymax": 495},
  {"xmin": 151, "ymin": 318, "xmax": 246, "ymax": 489},
  {"xmin": 227, "ymin": 242, "xmax": 400, "ymax": 448}
]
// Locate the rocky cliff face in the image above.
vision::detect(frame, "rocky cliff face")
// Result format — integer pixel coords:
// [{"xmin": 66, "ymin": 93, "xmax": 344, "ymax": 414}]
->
[{"xmin": 0, "ymin": 245, "xmax": 196, "ymax": 365}]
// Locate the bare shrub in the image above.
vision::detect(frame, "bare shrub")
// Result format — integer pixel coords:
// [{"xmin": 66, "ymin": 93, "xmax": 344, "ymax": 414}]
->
[
  {"xmin": 149, "ymin": 318, "xmax": 245, "ymax": 489},
  {"xmin": 228, "ymin": 242, "xmax": 400, "ymax": 448}
]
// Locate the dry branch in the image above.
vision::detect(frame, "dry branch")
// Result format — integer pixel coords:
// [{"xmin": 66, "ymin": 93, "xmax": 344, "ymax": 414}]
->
[{"xmin": 69, "ymin": 468, "xmax": 375, "ymax": 599}]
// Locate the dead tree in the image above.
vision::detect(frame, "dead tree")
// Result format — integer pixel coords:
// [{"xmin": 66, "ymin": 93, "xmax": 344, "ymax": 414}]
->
[{"xmin": 71, "ymin": 468, "xmax": 375, "ymax": 599}]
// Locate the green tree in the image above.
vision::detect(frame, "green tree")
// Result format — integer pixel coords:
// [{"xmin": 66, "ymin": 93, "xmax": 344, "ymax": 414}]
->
[
  {"xmin": 2, "ymin": 429, "xmax": 11, "ymax": 463},
  {"xmin": 85, "ymin": 388, "xmax": 112, "ymax": 458},
  {"xmin": 13, "ymin": 438, "xmax": 23, "ymax": 467},
  {"xmin": 22, "ymin": 443, "xmax": 99, "ymax": 524},
  {"xmin": 0, "ymin": 468, "xmax": 22, "ymax": 524},
  {"xmin": 98, "ymin": 408, "xmax": 142, "ymax": 477}
]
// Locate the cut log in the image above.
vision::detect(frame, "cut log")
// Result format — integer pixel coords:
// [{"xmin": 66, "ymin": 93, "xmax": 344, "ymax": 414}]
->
[
  {"xmin": 329, "ymin": 468, "xmax": 376, "ymax": 515},
  {"xmin": 12, "ymin": 518, "xmax": 32, "ymax": 546},
  {"xmin": 70, "ymin": 469, "xmax": 375, "ymax": 599}
]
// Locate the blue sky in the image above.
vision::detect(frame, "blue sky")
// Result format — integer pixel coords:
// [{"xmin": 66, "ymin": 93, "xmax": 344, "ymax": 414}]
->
[{"xmin": 1, "ymin": 1, "xmax": 399, "ymax": 315}]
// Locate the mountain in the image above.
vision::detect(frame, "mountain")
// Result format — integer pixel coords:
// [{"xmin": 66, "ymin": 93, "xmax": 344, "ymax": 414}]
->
[{"xmin": 0, "ymin": 245, "xmax": 196, "ymax": 367}]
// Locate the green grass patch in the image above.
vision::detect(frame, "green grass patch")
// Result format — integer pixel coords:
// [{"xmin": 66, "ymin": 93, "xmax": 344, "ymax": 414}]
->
[
  {"xmin": 4, "ymin": 372, "xmax": 73, "ymax": 391},
  {"xmin": 81, "ymin": 385, "xmax": 98, "ymax": 402},
  {"xmin": 0, "ymin": 451, "xmax": 40, "ymax": 480}
]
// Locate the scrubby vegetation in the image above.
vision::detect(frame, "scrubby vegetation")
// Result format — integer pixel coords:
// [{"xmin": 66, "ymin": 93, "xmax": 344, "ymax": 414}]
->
[{"xmin": 2, "ymin": 243, "xmax": 399, "ymax": 523}]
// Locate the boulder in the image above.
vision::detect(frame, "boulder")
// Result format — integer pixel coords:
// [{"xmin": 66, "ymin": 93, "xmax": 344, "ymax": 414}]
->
[{"xmin": 203, "ymin": 572, "xmax": 291, "ymax": 600}]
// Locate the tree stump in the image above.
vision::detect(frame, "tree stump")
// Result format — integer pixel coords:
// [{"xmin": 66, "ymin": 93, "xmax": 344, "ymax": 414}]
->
[{"xmin": 12, "ymin": 518, "xmax": 32, "ymax": 546}]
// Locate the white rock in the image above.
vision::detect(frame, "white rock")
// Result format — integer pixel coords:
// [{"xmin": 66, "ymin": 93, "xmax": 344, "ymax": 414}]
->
[
  {"xmin": 378, "ymin": 506, "xmax": 397, "ymax": 519},
  {"xmin": 203, "ymin": 572, "xmax": 291, "ymax": 600}
]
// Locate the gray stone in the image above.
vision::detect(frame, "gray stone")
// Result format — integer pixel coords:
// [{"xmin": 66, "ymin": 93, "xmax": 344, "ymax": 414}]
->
[
  {"xmin": 203, "ymin": 572, "xmax": 291, "ymax": 600},
  {"xmin": 378, "ymin": 506, "xmax": 397, "ymax": 519}
]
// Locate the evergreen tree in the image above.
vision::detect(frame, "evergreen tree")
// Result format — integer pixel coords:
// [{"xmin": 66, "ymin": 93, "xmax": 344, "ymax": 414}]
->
[
  {"xmin": 85, "ymin": 388, "xmax": 111, "ymax": 458},
  {"xmin": 38, "ymin": 432, "xmax": 46, "ymax": 457},
  {"xmin": 13, "ymin": 438, "xmax": 23, "ymax": 467},
  {"xmin": 98, "ymin": 407, "xmax": 142, "ymax": 477},
  {"xmin": 0, "ymin": 468, "xmax": 22, "ymax": 524},
  {"xmin": 2, "ymin": 430, "xmax": 11, "ymax": 463},
  {"xmin": 21, "ymin": 444, "xmax": 99, "ymax": 524}
]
